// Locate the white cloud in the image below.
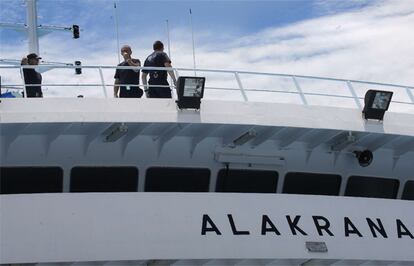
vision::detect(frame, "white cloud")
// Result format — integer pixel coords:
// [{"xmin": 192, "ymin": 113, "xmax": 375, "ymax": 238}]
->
[{"xmin": 1, "ymin": 0, "xmax": 413, "ymax": 112}]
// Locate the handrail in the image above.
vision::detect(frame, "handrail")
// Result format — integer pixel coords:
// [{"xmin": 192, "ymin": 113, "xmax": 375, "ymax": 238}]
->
[
  {"xmin": 3, "ymin": 65, "xmax": 413, "ymax": 89},
  {"xmin": 1, "ymin": 65, "xmax": 413, "ymax": 111}
]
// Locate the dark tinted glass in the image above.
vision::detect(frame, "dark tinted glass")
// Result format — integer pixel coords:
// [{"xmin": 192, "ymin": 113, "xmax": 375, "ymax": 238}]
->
[
  {"xmin": 145, "ymin": 167, "xmax": 210, "ymax": 192},
  {"xmin": 216, "ymin": 169, "xmax": 278, "ymax": 193},
  {"xmin": 0, "ymin": 167, "xmax": 63, "ymax": 194},
  {"xmin": 345, "ymin": 176, "xmax": 399, "ymax": 199},
  {"xmin": 402, "ymin": 181, "xmax": 414, "ymax": 200},
  {"xmin": 283, "ymin": 172, "xmax": 341, "ymax": 196},
  {"xmin": 70, "ymin": 167, "xmax": 138, "ymax": 192}
]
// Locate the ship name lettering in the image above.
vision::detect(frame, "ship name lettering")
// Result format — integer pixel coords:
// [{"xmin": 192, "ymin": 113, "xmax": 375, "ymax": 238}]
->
[{"xmin": 201, "ymin": 214, "xmax": 414, "ymax": 239}]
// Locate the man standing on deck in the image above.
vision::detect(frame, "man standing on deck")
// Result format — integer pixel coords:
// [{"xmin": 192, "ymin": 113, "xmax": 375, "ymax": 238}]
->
[
  {"xmin": 21, "ymin": 53, "xmax": 43, "ymax": 98},
  {"xmin": 141, "ymin": 40, "xmax": 177, "ymax": 98},
  {"xmin": 114, "ymin": 45, "xmax": 143, "ymax": 98}
]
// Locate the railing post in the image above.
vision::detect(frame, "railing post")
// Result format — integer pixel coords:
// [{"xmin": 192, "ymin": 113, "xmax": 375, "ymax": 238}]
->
[
  {"xmin": 19, "ymin": 66, "xmax": 27, "ymax": 98},
  {"xmin": 346, "ymin": 80, "xmax": 362, "ymax": 109},
  {"xmin": 234, "ymin": 72, "xmax": 248, "ymax": 102},
  {"xmin": 292, "ymin": 76, "xmax": 308, "ymax": 105},
  {"xmin": 173, "ymin": 69, "xmax": 179, "ymax": 84},
  {"xmin": 98, "ymin": 67, "xmax": 108, "ymax": 98},
  {"xmin": 173, "ymin": 68, "xmax": 180, "ymax": 89},
  {"xmin": 406, "ymin": 87, "xmax": 414, "ymax": 104}
]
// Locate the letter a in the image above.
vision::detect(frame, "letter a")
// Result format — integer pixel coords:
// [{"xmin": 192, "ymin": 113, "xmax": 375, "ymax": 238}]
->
[
  {"xmin": 261, "ymin": 215, "xmax": 281, "ymax": 235},
  {"xmin": 201, "ymin": 214, "xmax": 222, "ymax": 235},
  {"xmin": 397, "ymin": 219, "xmax": 414, "ymax": 239},
  {"xmin": 344, "ymin": 217, "xmax": 363, "ymax": 237}
]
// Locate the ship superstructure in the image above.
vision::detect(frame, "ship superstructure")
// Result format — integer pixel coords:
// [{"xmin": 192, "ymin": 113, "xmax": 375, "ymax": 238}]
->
[{"xmin": 1, "ymin": 64, "xmax": 414, "ymax": 265}]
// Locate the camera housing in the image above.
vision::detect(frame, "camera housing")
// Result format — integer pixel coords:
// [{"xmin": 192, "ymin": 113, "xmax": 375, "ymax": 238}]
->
[{"xmin": 353, "ymin": 150, "xmax": 373, "ymax": 167}]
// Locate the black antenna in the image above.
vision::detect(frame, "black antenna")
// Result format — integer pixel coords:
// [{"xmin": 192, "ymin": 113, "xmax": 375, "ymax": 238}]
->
[{"xmin": 114, "ymin": 1, "xmax": 121, "ymax": 63}]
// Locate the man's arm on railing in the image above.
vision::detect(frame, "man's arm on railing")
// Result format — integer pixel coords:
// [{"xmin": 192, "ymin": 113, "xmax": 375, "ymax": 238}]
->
[
  {"xmin": 165, "ymin": 62, "xmax": 177, "ymax": 87},
  {"xmin": 141, "ymin": 72, "xmax": 149, "ymax": 97},
  {"xmin": 114, "ymin": 78, "xmax": 120, "ymax": 98}
]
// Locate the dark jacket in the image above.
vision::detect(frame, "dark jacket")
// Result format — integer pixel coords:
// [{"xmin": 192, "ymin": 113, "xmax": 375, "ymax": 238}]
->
[{"xmin": 23, "ymin": 68, "xmax": 42, "ymax": 97}]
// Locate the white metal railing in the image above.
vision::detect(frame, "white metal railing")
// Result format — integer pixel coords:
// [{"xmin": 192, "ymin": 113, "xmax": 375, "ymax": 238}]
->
[{"xmin": 1, "ymin": 65, "xmax": 414, "ymax": 111}]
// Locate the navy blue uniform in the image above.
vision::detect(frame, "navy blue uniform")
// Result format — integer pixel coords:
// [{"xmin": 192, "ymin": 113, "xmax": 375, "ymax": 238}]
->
[
  {"xmin": 23, "ymin": 68, "xmax": 42, "ymax": 97},
  {"xmin": 143, "ymin": 51, "xmax": 172, "ymax": 98},
  {"xmin": 114, "ymin": 59, "xmax": 143, "ymax": 98}
]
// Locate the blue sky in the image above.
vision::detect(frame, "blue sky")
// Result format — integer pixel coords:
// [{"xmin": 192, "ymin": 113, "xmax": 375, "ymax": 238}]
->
[
  {"xmin": 1, "ymin": 0, "xmax": 413, "ymax": 102},
  {"xmin": 1, "ymin": 0, "xmax": 376, "ymax": 48}
]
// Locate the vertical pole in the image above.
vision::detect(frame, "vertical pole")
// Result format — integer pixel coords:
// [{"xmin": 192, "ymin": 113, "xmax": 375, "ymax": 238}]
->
[
  {"xmin": 26, "ymin": 0, "xmax": 39, "ymax": 54},
  {"xmin": 166, "ymin": 19, "xmax": 173, "ymax": 88},
  {"xmin": 406, "ymin": 87, "xmax": 414, "ymax": 104},
  {"xmin": 292, "ymin": 76, "xmax": 308, "ymax": 105},
  {"xmin": 98, "ymin": 67, "xmax": 108, "ymax": 98},
  {"xmin": 20, "ymin": 66, "xmax": 28, "ymax": 98},
  {"xmin": 346, "ymin": 80, "xmax": 362, "ymax": 109},
  {"xmin": 189, "ymin": 9, "xmax": 196, "ymax": 76},
  {"xmin": 234, "ymin": 72, "xmax": 248, "ymax": 102},
  {"xmin": 114, "ymin": 2, "xmax": 121, "ymax": 63},
  {"xmin": 166, "ymin": 20, "xmax": 171, "ymax": 59}
]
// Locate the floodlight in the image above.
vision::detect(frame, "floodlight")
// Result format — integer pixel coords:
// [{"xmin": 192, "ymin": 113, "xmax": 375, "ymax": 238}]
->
[
  {"xmin": 75, "ymin": 61, "xmax": 82, "ymax": 75},
  {"xmin": 176, "ymin": 76, "xmax": 205, "ymax": 109},
  {"xmin": 362, "ymin": 90, "xmax": 393, "ymax": 120},
  {"xmin": 103, "ymin": 123, "xmax": 128, "ymax": 142},
  {"xmin": 353, "ymin": 150, "xmax": 373, "ymax": 167},
  {"xmin": 72, "ymin": 25, "xmax": 80, "ymax": 39}
]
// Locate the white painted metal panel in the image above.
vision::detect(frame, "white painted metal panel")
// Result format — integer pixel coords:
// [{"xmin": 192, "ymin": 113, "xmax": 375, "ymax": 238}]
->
[
  {"xmin": 1, "ymin": 193, "xmax": 413, "ymax": 264},
  {"xmin": 2, "ymin": 99, "xmax": 414, "ymax": 137}
]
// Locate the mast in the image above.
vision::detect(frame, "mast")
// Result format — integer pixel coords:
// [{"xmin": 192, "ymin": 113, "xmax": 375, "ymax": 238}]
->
[
  {"xmin": 166, "ymin": 19, "xmax": 171, "ymax": 59},
  {"xmin": 114, "ymin": 2, "xmax": 121, "ymax": 63},
  {"xmin": 189, "ymin": 9, "xmax": 196, "ymax": 76},
  {"xmin": 26, "ymin": 0, "xmax": 39, "ymax": 54}
]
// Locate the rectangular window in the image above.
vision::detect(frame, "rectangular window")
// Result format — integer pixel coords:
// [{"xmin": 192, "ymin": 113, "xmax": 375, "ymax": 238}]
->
[
  {"xmin": 345, "ymin": 176, "xmax": 399, "ymax": 199},
  {"xmin": 402, "ymin": 180, "xmax": 414, "ymax": 200},
  {"xmin": 70, "ymin": 167, "xmax": 138, "ymax": 192},
  {"xmin": 216, "ymin": 169, "xmax": 278, "ymax": 193},
  {"xmin": 283, "ymin": 172, "xmax": 341, "ymax": 196},
  {"xmin": 0, "ymin": 167, "xmax": 63, "ymax": 194},
  {"xmin": 145, "ymin": 167, "xmax": 210, "ymax": 192}
]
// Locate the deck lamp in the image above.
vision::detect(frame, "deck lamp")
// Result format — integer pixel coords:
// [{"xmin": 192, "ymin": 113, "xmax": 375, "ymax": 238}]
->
[
  {"xmin": 176, "ymin": 76, "xmax": 205, "ymax": 109},
  {"xmin": 232, "ymin": 130, "xmax": 257, "ymax": 146},
  {"xmin": 74, "ymin": 61, "xmax": 82, "ymax": 75},
  {"xmin": 72, "ymin": 25, "xmax": 80, "ymax": 39},
  {"xmin": 362, "ymin": 90, "xmax": 393, "ymax": 120},
  {"xmin": 103, "ymin": 123, "xmax": 128, "ymax": 142}
]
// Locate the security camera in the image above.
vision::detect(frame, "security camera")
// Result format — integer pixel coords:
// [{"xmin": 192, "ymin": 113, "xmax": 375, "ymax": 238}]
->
[{"xmin": 353, "ymin": 150, "xmax": 373, "ymax": 167}]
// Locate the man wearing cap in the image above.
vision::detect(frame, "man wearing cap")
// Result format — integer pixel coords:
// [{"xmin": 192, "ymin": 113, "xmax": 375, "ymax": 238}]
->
[
  {"xmin": 141, "ymin": 40, "xmax": 177, "ymax": 98},
  {"xmin": 113, "ymin": 45, "xmax": 143, "ymax": 98},
  {"xmin": 21, "ymin": 53, "xmax": 43, "ymax": 97}
]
